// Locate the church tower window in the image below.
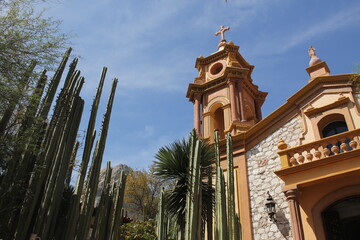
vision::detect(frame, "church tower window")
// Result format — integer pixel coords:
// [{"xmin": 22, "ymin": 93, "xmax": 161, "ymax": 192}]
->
[{"xmin": 213, "ymin": 107, "xmax": 225, "ymax": 139}]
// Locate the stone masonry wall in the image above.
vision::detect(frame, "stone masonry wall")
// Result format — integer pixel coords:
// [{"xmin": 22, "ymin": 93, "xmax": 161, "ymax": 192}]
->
[{"xmin": 246, "ymin": 117, "xmax": 303, "ymax": 240}]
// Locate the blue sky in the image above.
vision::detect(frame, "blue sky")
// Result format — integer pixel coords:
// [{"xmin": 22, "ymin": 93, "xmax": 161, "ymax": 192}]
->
[{"xmin": 39, "ymin": 0, "xmax": 360, "ymax": 170}]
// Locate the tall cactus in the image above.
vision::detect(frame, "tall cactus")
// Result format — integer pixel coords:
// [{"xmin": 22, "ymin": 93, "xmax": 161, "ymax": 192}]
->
[
  {"xmin": 185, "ymin": 129, "xmax": 196, "ymax": 239},
  {"xmin": 34, "ymin": 76, "xmax": 85, "ymax": 239},
  {"xmin": 76, "ymin": 78, "xmax": 118, "ymax": 240},
  {"xmin": 214, "ymin": 131, "xmax": 228, "ymax": 240},
  {"xmin": 0, "ymin": 47, "xmax": 121, "ymax": 240},
  {"xmin": 226, "ymin": 132, "xmax": 241, "ymax": 240},
  {"xmin": 92, "ymin": 161, "xmax": 113, "ymax": 239},
  {"xmin": 157, "ymin": 187, "xmax": 167, "ymax": 240},
  {"xmin": 13, "ymin": 50, "xmax": 74, "ymax": 240},
  {"xmin": 110, "ymin": 170, "xmax": 127, "ymax": 240},
  {"xmin": 64, "ymin": 67, "xmax": 107, "ymax": 240},
  {"xmin": 185, "ymin": 131, "xmax": 202, "ymax": 240},
  {"xmin": 206, "ymin": 166, "xmax": 213, "ymax": 240}
]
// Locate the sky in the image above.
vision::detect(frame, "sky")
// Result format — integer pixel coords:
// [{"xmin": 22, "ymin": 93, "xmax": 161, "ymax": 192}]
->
[{"xmin": 38, "ymin": 0, "xmax": 360, "ymax": 170}]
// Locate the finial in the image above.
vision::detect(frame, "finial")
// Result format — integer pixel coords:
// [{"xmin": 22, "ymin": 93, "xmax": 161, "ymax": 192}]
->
[
  {"xmin": 308, "ymin": 45, "xmax": 322, "ymax": 67},
  {"xmin": 278, "ymin": 138, "xmax": 288, "ymax": 150},
  {"xmin": 215, "ymin": 25, "xmax": 230, "ymax": 49}
]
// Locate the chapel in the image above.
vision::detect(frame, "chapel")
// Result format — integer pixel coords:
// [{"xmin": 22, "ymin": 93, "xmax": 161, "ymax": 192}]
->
[{"xmin": 186, "ymin": 26, "xmax": 360, "ymax": 240}]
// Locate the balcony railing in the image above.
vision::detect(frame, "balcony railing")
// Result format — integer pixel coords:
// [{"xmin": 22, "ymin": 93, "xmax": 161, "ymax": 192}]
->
[{"xmin": 277, "ymin": 128, "xmax": 360, "ymax": 169}]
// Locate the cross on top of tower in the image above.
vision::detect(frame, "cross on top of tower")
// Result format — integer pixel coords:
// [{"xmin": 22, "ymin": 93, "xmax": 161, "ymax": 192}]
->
[
  {"xmin": 215, "ymin": 25, "xmax": 230, "ymax": 50},
  {"xmin": 215, "ymin": 25, "xmax": 230, "ymax": 43}
]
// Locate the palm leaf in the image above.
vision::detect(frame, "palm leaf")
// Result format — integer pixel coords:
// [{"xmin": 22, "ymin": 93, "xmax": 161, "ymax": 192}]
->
[{"xmin": 153, "ymin": 135, "xmax": 215, "ymax": 230}]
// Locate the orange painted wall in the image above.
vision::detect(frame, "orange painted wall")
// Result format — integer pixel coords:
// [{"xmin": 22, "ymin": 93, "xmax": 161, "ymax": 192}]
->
[{"xmin": 299, "ymin": 170, "xmax": 360, "ymax": 240}]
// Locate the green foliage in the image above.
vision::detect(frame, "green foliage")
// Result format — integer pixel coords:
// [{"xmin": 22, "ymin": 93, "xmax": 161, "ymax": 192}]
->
[
  {"xmin": 124, "ymin": 167, "xmax": 162, "ymax": 220},
  {"xmin": 120, "ymin": 220, "xmax": 157, "ymax": 240},
  {"xmin": 0, "ymin": 0, "xmax": 69, "ymax": 79},
  {"xmin": 0, "ymin": 0, "xmax": 70, "ymax": 172},
  {"xmin": 0, "ymin": 47, "xmax": 121, "ymax": 239},
  {"xmin": 153, "ymin": 133, "xmax": 214, "ymax": 231}
]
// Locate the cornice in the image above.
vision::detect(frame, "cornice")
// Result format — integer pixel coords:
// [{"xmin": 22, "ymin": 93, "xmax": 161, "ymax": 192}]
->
[
  {"xmin": 186, "ymin": 67, "xmax": 250, "ymax": 101},
  {"xmin": 304, "ymin": 97, "xmax": 350, "ymax": 116},
  {"xmin": 186, "ymin": 76, "xmax": 227, "ymax": 101},
  {"xmin": 195, "ymin": 43, "xmax": 253, "ymax": 71},
  {"xmin": 241, "ymin": 79, "xmax": 268, "ymax": 102},
  {"xmin": 240, "ymin": 73, "xmax": 354, "ymax": 149},
  {"xmin": 195, "ymin": 51, "xmax": 228, "ymax": 68},
  {"xmin": 287, "ymin": 74, "xmax": 353, "ymax": 105}
]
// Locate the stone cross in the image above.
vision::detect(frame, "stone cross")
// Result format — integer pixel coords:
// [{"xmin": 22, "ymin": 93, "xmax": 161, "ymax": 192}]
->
[{"xmin": 215, "ymin": 25, "xmax": 230, "ymax": 42}]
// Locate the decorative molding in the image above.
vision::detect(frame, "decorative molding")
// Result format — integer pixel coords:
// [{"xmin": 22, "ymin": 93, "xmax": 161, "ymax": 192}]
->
[{"xmin": 304, "ymin": 97, "xmax": 350, "ymax": 116}]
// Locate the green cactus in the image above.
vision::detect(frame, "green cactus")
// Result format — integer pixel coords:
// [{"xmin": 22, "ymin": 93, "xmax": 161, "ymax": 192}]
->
[
  {"xmin": 0, "ymin": 45, "xmax": 121, "ymax": 240},
  {"xmin": 226, "ymin": 132, "xmax": 240, "ymax": 240},
  {"xmin": 64, "ymin": 67, "xmax": 107, "ymax": 240},
  {"xmin": 110, "ymin": 171, "xmax": 127, "ymax": 240},
  {"xmin": 76, "ymin": 78, "xmax": 118, "ymax": 240},
  {"xmin": 214, "ymin": 131, "xmax": 228, "ymax": 240},
  {"xmin": 157, "ymin": 187, "xmax": 167, "ymax": 240}
]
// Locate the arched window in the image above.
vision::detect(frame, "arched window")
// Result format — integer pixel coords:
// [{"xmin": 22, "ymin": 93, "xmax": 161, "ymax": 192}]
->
[
  {"xmin": 319, "ymin": 115, "xmax": 349, "ymax": 154},
  {"xmin": 213, "ymin": 107, "xmax": 225, "ymax": 139},
  {"xmin": 322, "ymin": 196, "xmax": 360, "ymax": 240},
  {"xmin": 318, "ymin": 114, "xmax": 348, "ymax": 138},
  {"xmin": 322, "ymin": 121, "xmax": 348, "ymax": 138}
]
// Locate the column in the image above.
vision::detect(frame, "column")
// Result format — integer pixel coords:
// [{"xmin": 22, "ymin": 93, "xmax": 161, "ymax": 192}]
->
[
  {"xmin": 228, "ymin": 78, "xmax": 239, "ymax": 122},
  {"xmin": 254, "ymin": 99, "xmax": 263, "ymax": 121},
  {"xmin": 193, "ymin": 93, "xmax": 202, "ymax": 136},
  {"xmin": 237, "ymin": 81, "xmax": 246, "ymax": 122},
  {"xmin": 283, "ymin": 187, "xmax": 304, "ymax": 240}
]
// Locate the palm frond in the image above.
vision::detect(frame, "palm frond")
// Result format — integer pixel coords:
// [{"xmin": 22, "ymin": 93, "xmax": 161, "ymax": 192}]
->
[{"xmin": 153, "ymin": 134, "xmax": 215, "ymax": 230}]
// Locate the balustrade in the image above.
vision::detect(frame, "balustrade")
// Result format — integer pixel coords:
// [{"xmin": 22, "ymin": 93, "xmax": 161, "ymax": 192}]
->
[{"xmin": 278, "ymin": 129, "xmax": 360, "ymax": 168}]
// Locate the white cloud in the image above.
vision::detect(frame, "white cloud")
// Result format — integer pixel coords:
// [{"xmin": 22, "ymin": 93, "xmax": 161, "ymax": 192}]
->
[{"xmin": 134, "ymin": 125, "xmax": 155, "ymax": 139}]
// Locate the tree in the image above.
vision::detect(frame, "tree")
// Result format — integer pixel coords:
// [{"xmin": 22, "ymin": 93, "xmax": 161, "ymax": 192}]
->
[
  {"xmin": 124, "ymin": 167, "xmax": 163, "ymax": 220},
  {"xmin": 153, "ymin": 136, "xmax": 214, "ymax": 232},
  {"xmin": 0, "ymin": 0, "xmax": 69, "ymax": 173},
  {"xmin": 0, "ymin": 0, "xmax": 69, "ymax": 116}
]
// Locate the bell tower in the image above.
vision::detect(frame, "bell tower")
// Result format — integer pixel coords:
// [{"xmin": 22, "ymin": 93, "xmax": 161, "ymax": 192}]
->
[{"xmin": 186, "ymin": 26, "xmax": 267, "ymax": 141}]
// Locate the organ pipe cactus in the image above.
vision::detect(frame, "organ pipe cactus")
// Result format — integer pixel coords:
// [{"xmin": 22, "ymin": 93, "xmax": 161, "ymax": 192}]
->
[
  {"xmin": 92, "ymin": 161, "xmax": 112, "ymax": 239},
  {"xmin": 214, "ymin": 131, "xmax": 228, "ymax": 240},
  {"xmin": 185, "ymin": 130, "xmax": 202, "ymax": 240},
  {"xmin": 76, "ymin": 77, "xmax": 118, "ymax": 240},
  {"xmin": 0, "ymin": 46, "xmax": 121, "ymax": 240},
  {"xmin": 110, "ymin": 171, "xmax": 127, "ymax": 240},
  {"xmin": 14, "ymin": 49, "xmax": 73, "ymax": 240},
  {"xmin": 157, "ymin": 187, "xmax": 167, "ymax": 240},
  {"xmin": 226, "ymin": 132, "xmax": 241, "ymax": 240},
  {"xmin": 34, "ymin": 75, "xmax": 85, "ymax": 239},
  {"xmin": 64, "ymin": 67, "xmax": 107, "ymax": 240}
]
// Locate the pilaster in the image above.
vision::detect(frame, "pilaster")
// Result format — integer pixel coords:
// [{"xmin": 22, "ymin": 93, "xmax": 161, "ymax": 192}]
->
[{"xmin": 283, "ymin": 186, "xmax": 304, "ymax": 240}]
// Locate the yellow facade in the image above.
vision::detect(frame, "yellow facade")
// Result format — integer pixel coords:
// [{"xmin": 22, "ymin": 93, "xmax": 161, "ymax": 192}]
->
[{"xmin": 187, "ymin": 39, "xmax": 360, "ymax": 239}]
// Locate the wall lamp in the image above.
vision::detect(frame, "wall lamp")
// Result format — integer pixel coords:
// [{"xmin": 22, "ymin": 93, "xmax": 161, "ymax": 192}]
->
[{"xmin": 265, "ymin": 191, "xmax": 277, "ymax": 222}]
